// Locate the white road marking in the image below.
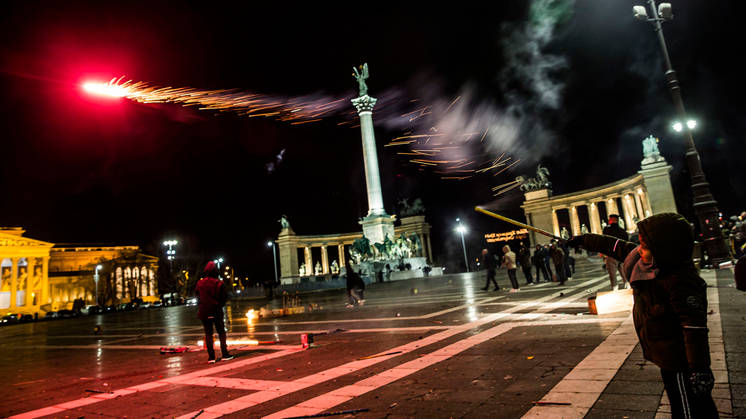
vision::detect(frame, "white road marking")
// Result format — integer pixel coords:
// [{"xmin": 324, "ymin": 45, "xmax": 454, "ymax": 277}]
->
[
  {"xmin": 174, "ymin": 276, "xmax": 609, "ymax": 419},
  {"xmin": 10, "ymin": 274, "xmax": 609, "ymax": 419}
]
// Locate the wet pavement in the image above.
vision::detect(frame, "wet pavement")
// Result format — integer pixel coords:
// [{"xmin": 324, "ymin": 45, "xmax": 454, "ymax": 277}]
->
[{"xmin": 0, "ymin": 255, "xmax": 742, "ymax": 418}]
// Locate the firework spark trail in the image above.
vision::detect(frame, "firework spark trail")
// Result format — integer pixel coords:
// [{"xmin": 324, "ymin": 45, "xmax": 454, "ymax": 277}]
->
[
  {"xmin": 88, "ymin": 77, "xmax": 523, "ymax": 192},
  {"xmin": 86, "ymin": 77, "xmax": 351, "ymax": 124}
]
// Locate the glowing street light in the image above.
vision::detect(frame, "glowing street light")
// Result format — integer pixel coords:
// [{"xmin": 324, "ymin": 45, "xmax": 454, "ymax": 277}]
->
[
  {"xmin": 633, "ymin": 0, "xmax": 729, "ymax": 263},
  {"xmin": 455, "ymin": 218, "xmax": 469, "ymax": 272},
  {"xmin": 672, "ymin": 119, "xmax": 696, "ymax": 132},
  {"xmin": 267, "ymin": 241, "xmax": 279, "ymax": 285},
  {"xmin": 94, "ymin": 264, "xmax": 103, "ymax": 306}
]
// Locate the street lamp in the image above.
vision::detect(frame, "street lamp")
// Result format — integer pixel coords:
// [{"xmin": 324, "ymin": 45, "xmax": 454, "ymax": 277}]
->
[
  {"xmin": 455, "ymin": 218, "xmax": 469, "ymax": 272},
  {"xmin": 162, "ymin": 240, "xmax": 178, "ymax": 270},
  {"xmin": 633, "ymin": 1, "xmax": 729, "ymax": 263},
  {"xmin": 94, "ymin": 264, "xmax": 102, "ymax": 306},
  {"xmin": 267, "ymin": 241, "xmax": 279, "ymax": 285}
]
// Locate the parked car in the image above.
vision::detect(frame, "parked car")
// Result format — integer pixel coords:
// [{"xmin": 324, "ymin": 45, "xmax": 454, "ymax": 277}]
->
[
  {"xmin": 1, "ymin": 314, "xmax": 20, "ymax": 325},
  {"xmin": 151, "ymin": 301, "xmax": 163, "ymax": 308},
  {"xmin": 81, "ymin": 305, "xmax": 102, "ymax": 315},
  {"xmin": 44, "ymin": 311, "xmax": 59, "ymax": 320},
  {"xmin": 186, "ymin": 297, "xmax": 198, "ymax": 306},
  {"xmin": 57, "ymin": 309, "xmax": 76, "ymax": 318},
  {"xmin": 19, "ymin": 314, "xmax": 34, "ymax": 323}
]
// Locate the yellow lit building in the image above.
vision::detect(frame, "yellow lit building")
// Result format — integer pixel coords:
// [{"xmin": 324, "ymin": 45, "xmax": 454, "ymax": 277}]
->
[{"xmin": 0, "ymin": 227, "xmax": 159, "ymax": 316}]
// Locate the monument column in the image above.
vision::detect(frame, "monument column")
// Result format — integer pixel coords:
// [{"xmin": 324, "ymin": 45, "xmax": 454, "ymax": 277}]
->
[
  {"xmin": 321, "ymin": 245, "xmax": 329, "ymax": 274},
  {"xmin": 570, "ymin": 206, "xmax": 581, "ymax": 236},
  {"xmin": 304, "ymin": 247, "xmax": 312, "ymax": 274},
  {"xmin": 634, "ymin": 192, "xmax": 645, "ymax": 220},
  {"xmin": 589, "ymin": 202, "xmax": 602, "ymax": 234},
  {"xmin": 606, "ymin": 196, "xmax": 619, "ymax": 217},
  {"xmin": 338, "ymin": 244, "xmax": 346, "ymax": 267},
  {"xmin": 551, "ymin": 209, "xmax": 560, "ymax": 237},
  {"xmin": 622, "ymin": 193, "xmax": 635, "ymax": 229},
  {"xmin": 352, "ymin": 63, "xmax": 395, "ymax": 244},
  {"xmin": 10, "ymin": 258, "xmax": 17, "ymax": 309}
]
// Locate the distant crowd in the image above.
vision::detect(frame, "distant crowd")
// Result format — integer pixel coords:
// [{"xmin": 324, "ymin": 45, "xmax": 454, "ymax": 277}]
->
[{"xmin": 723, "ymin": 211, "xmax": 746, "ymax": 258}]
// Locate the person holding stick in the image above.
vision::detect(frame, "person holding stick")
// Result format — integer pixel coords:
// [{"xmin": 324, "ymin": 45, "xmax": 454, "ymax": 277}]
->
[{"xmin": 567, "ymin": 213, "xmax": 717, "ymax": 418}]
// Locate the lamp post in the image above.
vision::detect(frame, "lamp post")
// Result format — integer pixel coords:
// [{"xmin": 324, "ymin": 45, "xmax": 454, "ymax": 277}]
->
[
  {"xmin": 94, "ymin": 264, "xmax": 102, "ymax": 306},
  {"xmin": 455, "ymin": 218, "xmax": 469, "ymax": 272},
  {"xmin": 214, "ymin": 257, "xmax": 224, "ymax": 275},
  {"xmin": 633, "ymin": 1, "xmax": 729, "ymax": 264},
  {"xmin": 163, "ymin": 240, "xmax": 178, "ymax": 270},
  {"xmin": 267, "ymin": 241, "xmax": 279, "ymax": 285}
]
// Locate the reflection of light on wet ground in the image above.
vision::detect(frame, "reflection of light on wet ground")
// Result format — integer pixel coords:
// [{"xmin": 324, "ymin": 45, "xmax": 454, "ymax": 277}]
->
[
  {"xmin": 166, "ymin": 356, "xmax": 182, "ymax": 370},
  {"xmin": 463, "ymin": 273, "xmax": 479, "ymax": 322}
]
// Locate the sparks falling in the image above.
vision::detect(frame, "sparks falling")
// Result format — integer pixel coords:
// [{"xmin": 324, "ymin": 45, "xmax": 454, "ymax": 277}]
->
[{"xmin": 83, "ymin": 77, "xmax": 521, "ymax": 194}]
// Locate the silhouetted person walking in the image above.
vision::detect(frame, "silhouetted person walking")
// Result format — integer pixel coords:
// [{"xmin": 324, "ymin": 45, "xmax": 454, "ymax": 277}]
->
[{"xmin": 480, "ymin": 248, "xmax": 499, "ymax": 291}]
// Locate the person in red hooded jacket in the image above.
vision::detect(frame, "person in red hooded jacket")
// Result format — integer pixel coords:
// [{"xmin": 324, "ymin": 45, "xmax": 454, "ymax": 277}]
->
[{"xmin": 195, "ymin": 261, "xmax": 233, "ymax": 363}]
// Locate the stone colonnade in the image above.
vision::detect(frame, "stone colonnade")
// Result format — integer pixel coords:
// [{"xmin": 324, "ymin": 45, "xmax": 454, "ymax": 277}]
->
[
  {"xmin": 276, "ymin": 216, "xmax": 433, "ymax": 284},
  {"xmin": 522, "ymin": 161, "xmax": 676, "ymax": 247},
  {"xmin": 0, "ymin": 256, "xmax": 50, "ymax": 310},
  {"xmin": 551, "ymin": 188, "xmax": 652, "ymax": 237}
]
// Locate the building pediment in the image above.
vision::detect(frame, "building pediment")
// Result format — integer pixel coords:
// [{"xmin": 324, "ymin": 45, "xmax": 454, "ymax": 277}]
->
[{"xmin": 0, "ymin": 230, "xmax": 54, "ymax": 249}]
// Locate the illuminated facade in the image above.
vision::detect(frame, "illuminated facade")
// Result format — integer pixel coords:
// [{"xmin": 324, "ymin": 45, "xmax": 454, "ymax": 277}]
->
[
  {"xmin": 0, "ymin": 227, "xmax": 159, "ymax": 316},
  {"xmin": 521, "ymin": 152, "xmax": 676, "ymax": 246},
  {"xmin": 49, "ymin": 245, "xmax": 159, "ymax": 310},
  {"xmin": 276, "ymin": 215, "xmax": 433, "ymax": 284}
]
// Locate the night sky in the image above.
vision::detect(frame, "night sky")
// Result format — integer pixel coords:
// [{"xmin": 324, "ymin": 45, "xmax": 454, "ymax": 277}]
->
[{"xmin": 2, "ymin": 1, "xmax": 745, "ymax": 279}]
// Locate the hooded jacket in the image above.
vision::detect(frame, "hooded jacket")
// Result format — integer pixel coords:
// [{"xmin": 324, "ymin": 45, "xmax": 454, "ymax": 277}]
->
[
  {"xmin": 575, "ymin": 213, "xmax": 710, "ymax": 371},
  {"xmin": 195, "ymin": 261, "xmax": 228, "ymax": 320}
]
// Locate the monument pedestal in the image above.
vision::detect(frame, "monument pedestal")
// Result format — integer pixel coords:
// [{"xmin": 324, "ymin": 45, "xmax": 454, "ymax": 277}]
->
[
  {"xmin": 639, "ymin": 161, "xmax": 677, "ymax": 214},
  {"xmin": 359, "ymin": 214, "xmax": 395, "ymax": 245},
  {"xmin": 277, "ymin": 227, "xmax": 300, "ymax": 284}
]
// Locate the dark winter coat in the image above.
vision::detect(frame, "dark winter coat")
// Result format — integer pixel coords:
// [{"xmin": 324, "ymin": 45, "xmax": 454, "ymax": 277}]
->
[
  {"xmin": 195, "ymin": 275, "xmax": 228, "ymax": 320},
  {"xmin": 576, "ymin": 213, "xmax": 711, "ymax": 371},
  {"xmin": 549, "ymin": 246, "xmax": 564, "ymax": 266},
  {"xmin": 531, "ymin": 248, "xmax": 546, "ymax": 266},
  {"xmin": 602, "ymin": 222, "xmax": 629, "ymax": 241},
  {"xmin": 518, "ymin": 247, "xmax": 532, "ymax": 267},
  {"xmin": 346, "ymin": 267, "xmax": 365, "ymax": 291},
  {"xmin": 482, "ymin": 251, "xmax": 497, "ymax": 272}
]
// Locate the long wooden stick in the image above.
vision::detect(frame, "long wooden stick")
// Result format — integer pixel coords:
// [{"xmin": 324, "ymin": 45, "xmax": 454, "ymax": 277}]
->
[{"xmin": 474, "ymin": 206, "xmax": 563, "ymax": 241}]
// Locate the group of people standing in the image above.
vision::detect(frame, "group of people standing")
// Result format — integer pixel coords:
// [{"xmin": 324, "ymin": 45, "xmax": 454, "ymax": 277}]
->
[{"xmin": 480, "ymin": 240, "xmax": 575, "ymax": 292}]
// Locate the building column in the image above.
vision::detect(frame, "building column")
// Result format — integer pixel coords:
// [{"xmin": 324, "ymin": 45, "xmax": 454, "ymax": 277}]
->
[
  {"xmin": 634, "ymin": 191, "xmax": 645, "ymax": 220},
  {"xmin": 622, "ymin": 193, "xmax": 635, "ymax": 231},
  {"xmin": 338, "ymin": 244, "xmax": 345, "ymax": 267},
  {"xmin": 570, "ymin": 206, "xmax": 581, "ymax": 236},
  {"xmin": 589, "ymin": 202, "xmax": 602, "ymax": 234},
  {"xmin": 639, "ymin": 189, "xmax": 652, "ymax": 217},
  {"xmin": 321, "ymin": 245, "xmax": 329, "ymax": 274},
  {"xmin": 25, "ymin": 259, "xmax": 34, "ymax": 307},
  {"xmin": 551, "ymin": 209, "xmax": 560, "ymax": 237},
  {"xmin": 425, "ymin": 233, "xmax": 433, "ymax": 263},
  {"xmin": 304, "ymin": 247, "xmax": 312, "ymax": 275},
  {"xmin": 605, "ymin": 196, "xmax": 616, "ymax": 215},
  {"xmin": 9, "ymin": 258, "xmax": 18, "ymax": 309}
]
